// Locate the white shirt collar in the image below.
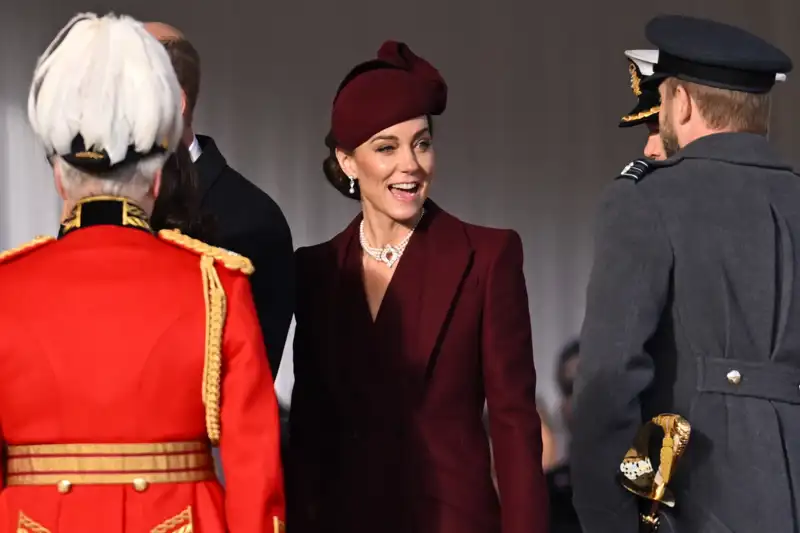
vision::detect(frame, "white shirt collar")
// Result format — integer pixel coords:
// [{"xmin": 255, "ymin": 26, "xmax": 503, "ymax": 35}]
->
[{"xmin": 188, "ymin": 135, "xmax": 202, "ymax": 163}]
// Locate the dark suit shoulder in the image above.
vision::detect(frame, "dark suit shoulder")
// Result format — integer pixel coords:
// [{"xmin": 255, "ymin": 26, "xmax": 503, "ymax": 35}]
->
[{"xmin": 216, "ymin": 166, "xmax": 288, "ymax": 225}]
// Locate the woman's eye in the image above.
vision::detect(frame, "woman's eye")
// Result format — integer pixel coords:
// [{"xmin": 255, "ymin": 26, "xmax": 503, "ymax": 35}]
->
[{"xmin": 377, "ymin": 145, "xmax": 395, "ymax": 153}]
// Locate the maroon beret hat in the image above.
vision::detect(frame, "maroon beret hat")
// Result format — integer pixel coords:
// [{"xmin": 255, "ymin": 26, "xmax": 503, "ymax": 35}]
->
[{"xmin": 330, "ymin": 41, "xmax": 448, "ymax": 151}]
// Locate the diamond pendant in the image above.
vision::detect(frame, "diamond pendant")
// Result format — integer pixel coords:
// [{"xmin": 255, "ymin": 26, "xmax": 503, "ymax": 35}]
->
[{"xmin": 380, "ymin": 245, "xmax": 400, "ymax": 267}]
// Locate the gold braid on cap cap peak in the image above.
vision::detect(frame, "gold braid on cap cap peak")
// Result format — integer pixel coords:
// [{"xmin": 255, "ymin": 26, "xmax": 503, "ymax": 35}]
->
[
  {"xmin": 157, "ymin": 229, "xmax": 254, "ymax": 445},
  {"xmin": 621, "ymin": 106, "xmax": 661, "ymax": 123}
]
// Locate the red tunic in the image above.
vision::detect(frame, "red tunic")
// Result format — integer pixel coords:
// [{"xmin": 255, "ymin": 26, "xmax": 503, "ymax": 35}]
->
[{"xmin": 0, "ymin": 197, "xmax": 285, "ymax": 532}]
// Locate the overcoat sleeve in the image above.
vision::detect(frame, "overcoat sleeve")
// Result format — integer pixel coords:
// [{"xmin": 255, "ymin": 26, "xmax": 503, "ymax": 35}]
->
[
  {"xmin": 226, "ymin": 209, "xmax": 295, "ymax": 378},
  {"xmin": 219, "ymin": 272, "xmax": 286, "ymax": 532},
  {"xmin": 571, "ymin": 180, "xmax": 672, "ymax": 533},
  {"xmin": 481, "ymin": 230, "xmax": 549, "ymax": 533}
]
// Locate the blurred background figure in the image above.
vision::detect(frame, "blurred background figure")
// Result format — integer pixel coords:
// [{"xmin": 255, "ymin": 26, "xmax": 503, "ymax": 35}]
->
[{"xmin": 546, "ymin": 340, "xmax": 582, "ymax": 533}]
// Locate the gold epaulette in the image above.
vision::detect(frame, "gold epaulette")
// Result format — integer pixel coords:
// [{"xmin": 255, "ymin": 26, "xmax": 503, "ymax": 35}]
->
[
  {"xmin": 157, "ymin": 229, "xmax": 254, "ymax": 275},
  {"xmin": 0, "ymin": 236, "xmax": 55, "ymax": 265},
  {"xmin": 157, "ymin": 229, "xmax": 254, "ymax": 446}
]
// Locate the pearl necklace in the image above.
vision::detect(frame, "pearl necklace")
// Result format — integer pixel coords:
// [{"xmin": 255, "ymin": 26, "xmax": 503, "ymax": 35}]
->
[{"xmin": 359, "ymin": 209, "xmax": 425, "ymax": 268}]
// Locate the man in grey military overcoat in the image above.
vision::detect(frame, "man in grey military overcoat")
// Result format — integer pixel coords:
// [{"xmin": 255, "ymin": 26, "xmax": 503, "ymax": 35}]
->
[{"xmin": 571, "ymin": 14, "xmax": 797, "ymax": 533}]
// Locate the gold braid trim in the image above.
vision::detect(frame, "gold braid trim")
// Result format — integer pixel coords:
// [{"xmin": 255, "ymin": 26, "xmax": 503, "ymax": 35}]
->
[
  {"xmin": 151, "ymin": 506, "xmax": 193, "ymax": 533},
  {"xmin": 18, "ymin": 511, "xmax": 51, "ymax": 532},
  {"xmin": 274, "ymin": 516, "xmax": 286, "ymax": 533},
  {"xmin": 158, "ymin": 229, "xmax": 252, "ymax": 445},
  {"xmin": 0, "ymin": 236, "xmax": 55, "ymax": 265},
  {"xmin": 201, "ymin": 254, "xmax": 225, "ymax": 445},
  {"xmin": 157, "ymin": 229, "xmax": 254, "ymax": 275},
  {"xmin": 621, "ymin": 105, "xmax": 660, "ymax": 123}
]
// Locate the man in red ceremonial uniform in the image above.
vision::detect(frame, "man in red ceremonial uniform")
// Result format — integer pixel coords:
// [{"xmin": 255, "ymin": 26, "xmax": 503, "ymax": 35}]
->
[{"xmin": 0, "ymin": 12, "xmax": 284, "ymax": 532}]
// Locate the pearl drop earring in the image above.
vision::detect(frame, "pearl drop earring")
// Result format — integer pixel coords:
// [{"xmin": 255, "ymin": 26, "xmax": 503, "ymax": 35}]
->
[{"xmin": 348, "ymin": 176, "xmax": 356, "ymax": 195}]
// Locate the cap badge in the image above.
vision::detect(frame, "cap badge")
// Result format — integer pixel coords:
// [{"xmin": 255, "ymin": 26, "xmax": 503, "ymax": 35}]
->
[{"xmin": 629, "ymin": 62, "xmax": 642, "ymax": 96}]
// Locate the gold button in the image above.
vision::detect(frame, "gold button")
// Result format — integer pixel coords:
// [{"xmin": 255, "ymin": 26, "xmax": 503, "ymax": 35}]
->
[
  {"xmin": 132, "ymin": 477, "xmax": 148, "ymax": 492},
  {"xmin": 726, "ymin": 370, "xmax": 742, "ymax": 385},
  {"xmin": 57, "ymin": 479, "xmax": 72, "ymax": 494}
]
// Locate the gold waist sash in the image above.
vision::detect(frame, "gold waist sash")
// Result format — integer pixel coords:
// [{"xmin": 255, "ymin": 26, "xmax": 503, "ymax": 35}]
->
[{"xmin": 5, "ymin": 441, "xmax": 215, "ymax": 488}]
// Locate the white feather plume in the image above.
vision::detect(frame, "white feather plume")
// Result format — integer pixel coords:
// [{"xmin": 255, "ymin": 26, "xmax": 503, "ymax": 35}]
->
[{"xmin": 28, "ymin": 12, "xmax": 183, "ymax": 165}]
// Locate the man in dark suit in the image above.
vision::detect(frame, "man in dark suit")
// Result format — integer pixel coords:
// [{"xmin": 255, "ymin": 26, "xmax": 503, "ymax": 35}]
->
[
  {"xmin": 144, "ymin": 22, "xmax": 294, "ymax": 379},
  {"xmin": 572, "ymin": 15, "xmax": 797, "ymax": 533}
]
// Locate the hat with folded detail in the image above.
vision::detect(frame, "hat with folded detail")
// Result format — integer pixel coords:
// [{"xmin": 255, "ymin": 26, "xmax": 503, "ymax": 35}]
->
[{"xmin": 329, "ymin": 41, "xmax": 447, "ymax": 151}]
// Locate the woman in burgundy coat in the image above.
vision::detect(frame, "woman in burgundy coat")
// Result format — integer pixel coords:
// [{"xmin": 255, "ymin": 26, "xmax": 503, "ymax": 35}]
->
[{"xmin": 288, "ymin": 41, "xmax": 548, "ymax": 533}]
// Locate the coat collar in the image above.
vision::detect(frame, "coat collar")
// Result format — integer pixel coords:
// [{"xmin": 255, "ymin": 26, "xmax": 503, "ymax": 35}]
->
[
  {"xmin": 329, "ymin": 200, "xmax": 474, "ymax": 391},
  {"xmin": 193, "ymin": 135, "xmax": 228, "ymax": 200},
  {"xmin": 668, "ymin": 132, "xmax": 793, "ymax": 170}
]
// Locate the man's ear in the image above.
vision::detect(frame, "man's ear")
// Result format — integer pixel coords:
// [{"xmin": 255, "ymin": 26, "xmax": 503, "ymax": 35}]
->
[
  {"xmin": 181, "ymin": 90, "xmax": 187, "ymax": 117},
  {"xmin": 674, "ymin": 84, "xmax": 693, "ymax": 126},
  {"xmin": 151, "ymin": 168, "xmax": 162, "ymax": 199},
  {"xmin": 53, "ymin": 159, "xmax": 68, "ymax": 201}
]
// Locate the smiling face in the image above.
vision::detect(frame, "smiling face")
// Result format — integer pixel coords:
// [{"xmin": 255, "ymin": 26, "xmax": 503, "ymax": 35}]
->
[{"xmin": 337, "ymin": 116, "xmax": 434, "ymax": 224}]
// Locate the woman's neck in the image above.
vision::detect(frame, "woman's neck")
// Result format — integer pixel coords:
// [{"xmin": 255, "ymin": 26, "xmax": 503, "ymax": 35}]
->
[{"xmin": 360, "ymin": 201, "xmax": 420, "ymax": 247}]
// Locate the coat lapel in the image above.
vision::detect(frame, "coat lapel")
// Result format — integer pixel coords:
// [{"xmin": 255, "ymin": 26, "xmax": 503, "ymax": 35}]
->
[
  {"xmin": 324, "ymin": 204, "xmax": 473, "ymax": 395},
  {"xmin": 194, "ymin": 135, "xmax": 228, "ymax": 201},
  {"xmin": 324, "ymin": 216, "xmax": 364, "ymax": 396},
  {"xmin": 412, "ymin": 202, "xmax": 474, "ymax": 382}
]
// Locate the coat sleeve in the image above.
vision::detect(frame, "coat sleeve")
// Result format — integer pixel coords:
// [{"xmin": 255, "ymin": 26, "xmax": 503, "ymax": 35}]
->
[
  {"xmin": 571, "ymin": 180, "xmax": 672, "ymax": 533},
  {"xmin": 287, "ymin": 248, "xmax": 333, "ymax": 530},
  {"xmin": 226, "ymin": 206, "xmax": 295, "ymax": 379},
  {"xmin": 481, "ymin": 230, "xmax": 549, "ymax": 533},
  {"xmin": 220, "ymin": 272, "xmax": 285, "ymax": 532}
]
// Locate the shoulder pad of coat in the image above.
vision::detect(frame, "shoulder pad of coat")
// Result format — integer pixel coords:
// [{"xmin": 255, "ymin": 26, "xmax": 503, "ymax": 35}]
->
[
  {"xmin": 158, "ymin": 229, "xmax": 254, "ymax": 275},
  {"xmin": 0, "ymin": 235, "xmax": 55, "ymax": 266}
]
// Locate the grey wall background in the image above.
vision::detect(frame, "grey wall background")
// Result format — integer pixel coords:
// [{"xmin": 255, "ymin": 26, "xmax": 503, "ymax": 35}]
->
[{"xmin": 1, "ymin": 0, "xmax": 798, "ymax": 457}]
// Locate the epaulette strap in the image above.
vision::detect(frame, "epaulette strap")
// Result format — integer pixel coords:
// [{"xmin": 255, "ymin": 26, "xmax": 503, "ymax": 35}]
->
[
  {"xmin": 157, "ymin": 229, "xmax": 249, "ymax": 446},
  {"xmin": 158, "ymin": 229, "xmax": 254, "ymax": 275},
  {"xmin": 0, "ymin": 235, "xmax": 55, "ymax": 265},
  {"xmin": 617, "ymin": 159, "xmax": 654, "ymax": 183}
]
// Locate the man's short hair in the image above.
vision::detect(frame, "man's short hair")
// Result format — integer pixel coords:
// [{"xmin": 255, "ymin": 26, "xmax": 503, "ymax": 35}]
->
[
  {"xmin": 161, "ymin": 38, "xmax": 201, "ymax": 122},
  {"xmin": 663, "ymin": 77, "xmax": 771, "ymax": 135}
]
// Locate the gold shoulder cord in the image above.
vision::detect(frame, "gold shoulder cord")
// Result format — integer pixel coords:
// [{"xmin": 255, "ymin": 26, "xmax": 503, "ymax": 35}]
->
[
  {"xmin": 158, "ymin": 229, "xmax": 254, "ymax": 445},
  {"xmin": 0, "ymin": 236, "xmax": 55, "ymax": 265},
  {"xmin": 273, "ymin": 516, "xmax": 286, "ymax": 533}
]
